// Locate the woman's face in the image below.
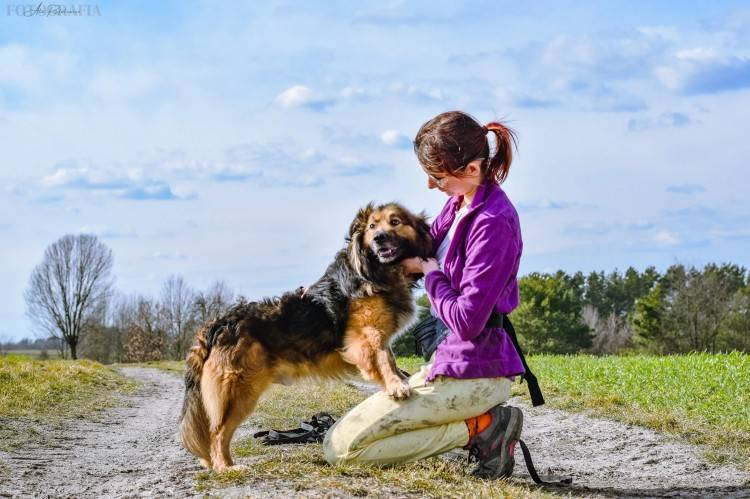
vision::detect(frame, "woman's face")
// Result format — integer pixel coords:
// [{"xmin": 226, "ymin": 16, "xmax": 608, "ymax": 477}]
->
[{"xmin": 424, "ymin": 160, "xmax": 483, "ymax": 196}]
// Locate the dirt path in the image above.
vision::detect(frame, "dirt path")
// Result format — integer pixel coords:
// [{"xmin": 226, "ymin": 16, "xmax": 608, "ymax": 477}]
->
[
  {"xmin": 0, "ymin": 370, "xmax": 748, "ymax": 498},
  {"xmin": 0, "ymin": 367, "xmax": 209, "ymax": 498},
  {"xmin": 510, "ymin": 396, "xmax": 750, "ymax": 498}
]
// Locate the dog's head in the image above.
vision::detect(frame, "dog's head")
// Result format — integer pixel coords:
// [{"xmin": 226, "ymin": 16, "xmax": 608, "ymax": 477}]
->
[{"xmin": 347, "ymin": 202, "xmax": 432, "ymax": 278}]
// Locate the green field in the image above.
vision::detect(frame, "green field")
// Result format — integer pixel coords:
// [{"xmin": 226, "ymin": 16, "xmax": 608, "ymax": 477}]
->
[
  {"xmin": 520, "ymin": 352, "xmax": 750, "ymax": 467},
  {"xmin": 402, "ymin": 353, "xmax": 750, "ymax": 466},
  {"xmin": 1, "ymin": 349, "xmax": 61, "ymax": 359}
]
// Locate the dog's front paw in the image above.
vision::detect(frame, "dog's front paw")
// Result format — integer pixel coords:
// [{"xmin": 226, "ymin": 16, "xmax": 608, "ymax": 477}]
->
[{"xmin": 386, "ymin": 381, "xmax": 411, "ymax": 400}]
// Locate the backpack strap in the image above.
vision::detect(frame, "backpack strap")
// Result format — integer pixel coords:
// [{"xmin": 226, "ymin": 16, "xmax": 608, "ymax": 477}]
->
[
  {"xmin": 518, "ymin": 439, "xmax": 573, "ymax": 485},
  {"xmin": 494, "ymin": 314, "xmax": 545, "ymax": 407}
]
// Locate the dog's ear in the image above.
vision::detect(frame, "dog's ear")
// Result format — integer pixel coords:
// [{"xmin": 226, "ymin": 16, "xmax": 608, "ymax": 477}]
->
[
  {"xmin": 347, "ymin": 202, "xmax": 374, "ymax": 278},
  {"xmin": 411, "ymin": 210, "xmax": 434, "ymax": 259}
]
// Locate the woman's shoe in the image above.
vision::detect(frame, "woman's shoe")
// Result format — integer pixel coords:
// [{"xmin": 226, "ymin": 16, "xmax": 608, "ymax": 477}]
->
[{"xmin": 466, "ymin": 405, "xmax": 523, "ymax": 479}]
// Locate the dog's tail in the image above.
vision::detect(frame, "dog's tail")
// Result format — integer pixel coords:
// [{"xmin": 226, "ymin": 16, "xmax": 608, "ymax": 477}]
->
[{"xmin": 179, "ymin": 321, "xmax": 214, "ymax": 464}]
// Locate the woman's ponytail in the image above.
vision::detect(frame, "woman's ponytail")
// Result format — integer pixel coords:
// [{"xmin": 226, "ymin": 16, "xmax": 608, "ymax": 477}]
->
[
  {"xmin": 484, "ymin": 122, "xmax": 517, "ymax": 184},
  {"xmin": 413, "ymin": 111, "xmax": 517, "ymax": 185}
]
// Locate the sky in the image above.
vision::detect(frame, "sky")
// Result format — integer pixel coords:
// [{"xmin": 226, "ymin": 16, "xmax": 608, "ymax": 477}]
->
[{"xmin": 1, "ymin": 1, "xmax": 749, "ymax": 340}]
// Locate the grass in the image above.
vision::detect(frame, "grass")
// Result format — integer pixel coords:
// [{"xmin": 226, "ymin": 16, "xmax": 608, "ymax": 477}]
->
[
  {"xmin": 0, "ymin": 354, "xmax": 137, "ymax": 452},
  {"xmin": 197, "ymin": 378, "xmax": 547, "ymax": 498},
  {"xmin": 517, "ymin": 352, "xmax": 750, "ymax": 469},
  {"xmin": 1, "ymin": 349, "xmax": 61, "ymax": 359},
  {"xmin": 135, "ymin": 359, "xmax": 185, "ymax": 374}
]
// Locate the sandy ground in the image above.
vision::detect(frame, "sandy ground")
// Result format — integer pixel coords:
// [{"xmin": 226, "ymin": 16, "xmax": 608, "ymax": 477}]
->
[{"xmin": 0, "ymin": 368, "xmax": 748, "ymax": 498}]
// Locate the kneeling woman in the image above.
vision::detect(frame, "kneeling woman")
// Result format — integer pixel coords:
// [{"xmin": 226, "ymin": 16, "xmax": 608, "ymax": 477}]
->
[{"xmin": 323, "ymin": 111, "xmax": 526, "ymax": 479}]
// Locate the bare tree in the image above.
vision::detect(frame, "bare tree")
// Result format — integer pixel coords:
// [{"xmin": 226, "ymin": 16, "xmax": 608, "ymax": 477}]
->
[
  {"xmin": 24, "ymin": 234, "xmax": 114, "ymax": 360},
  {"xmin": 160, "ymin": 275, "xmax": 196, "ymax": 359},
  {"xmin": 123, "ymin": 295, "xmax": 169, "ymax": 362},
  {"xmin": 583, "ymin": 304, "xmax": 632, "ymax": 354},
  {"xmin": 194, "ymin": 280, "xmax": 234, "ymax": 323}
]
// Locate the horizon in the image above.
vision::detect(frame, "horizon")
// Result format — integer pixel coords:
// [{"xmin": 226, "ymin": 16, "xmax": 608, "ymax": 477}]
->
[{"xmin": 2, "ymin": 1, "xmax": 750, "ymax": 341}]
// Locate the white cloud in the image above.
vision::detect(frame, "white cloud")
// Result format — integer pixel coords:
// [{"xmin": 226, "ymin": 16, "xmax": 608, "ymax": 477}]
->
[
  {"xmin": 654, "ymin": 230, "xmax": 681, "ymax": 246},
  {"xmin": 636, "ymin": 25, "xmax": 680, "ymax": 42},
  {"xmin": 388, "ymin": 82, "xmax": 445, "ymax": 101},
  {"xmin": 655, "ymin": 48, "xmax": 750, "ymax": 94},
  {"xmin": 380, "ymin": 129, "xmax": 412, "ymax": 148},
  {"xmin": 152, "ymin": 251, "xmax": 189, "ymax": 260},
  {"xmin": 79, "ymin": 225, "xmax": 137, "ymax": 239},
  {"xmin": 38, "ymin": 163, "xmax": 191, "ymax": 201},
  {"xmin": 274, "ymin": 85, "xmax": 315, "ymax": 108},
  {"xmin": 339, "ymin": 86, "xmax": 367, "ymax": 99}
]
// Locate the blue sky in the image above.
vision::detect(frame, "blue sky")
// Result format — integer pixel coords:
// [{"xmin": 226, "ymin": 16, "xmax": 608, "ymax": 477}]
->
[{"xmin": 1, "ymin": 1, "xmax": 749, "ymax": 340}]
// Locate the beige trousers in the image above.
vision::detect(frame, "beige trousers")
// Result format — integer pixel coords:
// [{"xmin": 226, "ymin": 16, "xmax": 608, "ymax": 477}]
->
[{"xmin": 323, "ymin": 361, "xmax": 512, "ymax": 466}]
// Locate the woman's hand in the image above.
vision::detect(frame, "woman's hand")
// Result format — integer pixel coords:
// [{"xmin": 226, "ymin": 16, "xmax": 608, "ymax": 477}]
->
[{"xmin": 401, "ymin": 257, "xmax": 440, "ymax": 275}]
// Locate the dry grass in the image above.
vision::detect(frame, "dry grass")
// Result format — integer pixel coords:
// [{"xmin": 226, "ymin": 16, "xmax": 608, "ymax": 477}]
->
[
  {"xmin": 0, "ymin": 354, "xmax": 136, "ymax": 453},
  {"xmin": 193, "ymin": 371, "xmax": 548, "ymax": 498}
]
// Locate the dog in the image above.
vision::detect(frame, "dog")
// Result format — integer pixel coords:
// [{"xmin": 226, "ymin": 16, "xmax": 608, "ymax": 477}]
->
[{"xmin": 179, "ymin": 202, "xmax": 433, "ymax": 471}]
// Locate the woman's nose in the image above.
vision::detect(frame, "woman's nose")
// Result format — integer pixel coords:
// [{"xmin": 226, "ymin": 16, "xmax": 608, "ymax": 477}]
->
[{"xmin": 427, "ymin": 177, "xmax": 437, "ymax": 189}]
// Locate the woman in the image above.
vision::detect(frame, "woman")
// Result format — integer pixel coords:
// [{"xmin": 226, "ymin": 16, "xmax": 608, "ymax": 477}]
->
[{"xmin": 323, "ymin": 111, "xmax": 526, "ymax": 479}]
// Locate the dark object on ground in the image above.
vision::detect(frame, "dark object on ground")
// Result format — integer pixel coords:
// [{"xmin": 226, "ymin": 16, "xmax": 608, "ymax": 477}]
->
[{"xmin": 253, "ymin": 412, "xmax": 336, "ymax": 445}]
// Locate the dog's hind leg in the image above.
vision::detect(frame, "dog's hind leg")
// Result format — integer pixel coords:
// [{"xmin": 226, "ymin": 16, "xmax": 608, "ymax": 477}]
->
[{"xmin": 202, "ymin": 344, "xmax": 271, "ymax": 471}]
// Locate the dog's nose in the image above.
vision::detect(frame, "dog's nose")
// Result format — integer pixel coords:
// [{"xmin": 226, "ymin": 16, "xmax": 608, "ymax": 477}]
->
[{"xmin": 373, "ymin": 231, "xmax": 387, "ymax": 243}]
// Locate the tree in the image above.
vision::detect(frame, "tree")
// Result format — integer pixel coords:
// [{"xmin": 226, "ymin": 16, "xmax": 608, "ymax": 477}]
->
[
  {"xmin": 160, "ymin": 275, "xmax": 197, "ymax": 359},
  {"xmin": 633, "ymin": 263, "xmax": 746, "ymax": 353},
  {"xmin": 721, "ymin": 280, "xmax": 750, "ymax": 351},
  {"xmin": 585, "ymin": 266, "xmax": 659, "ymax": 319},
  {"xmin": 24, "ymin": 234, "xmax": 114, "ymax": 359},
  {"xmin": 123, "ymin": 296, "xmax": 169, "ymax": 362},
  {"xmin": 194, "ymin": 281, "xmax": 234, "ymax": 324},
  {"xmin": 513, "ymin": 271, "xmax": 592, "ymax": 354},
  {"xmin": 583, "ymin": 305, "xmax": 633, "ymax": 354},
  {"xmin": 391, "ymin": 293, "xmax": 431, "ymax": 357}
]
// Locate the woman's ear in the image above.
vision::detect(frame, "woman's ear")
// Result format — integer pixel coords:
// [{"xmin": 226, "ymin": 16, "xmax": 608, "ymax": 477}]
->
[{"xmin": 466, "ymin": 158, "xmax": 483, "ymax": 178}]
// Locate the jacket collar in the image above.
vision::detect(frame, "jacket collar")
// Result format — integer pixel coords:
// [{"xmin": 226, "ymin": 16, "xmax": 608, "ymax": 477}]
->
[{"xmin": 450, "ymin": 181, "xmax": 496, "ymax": 212}]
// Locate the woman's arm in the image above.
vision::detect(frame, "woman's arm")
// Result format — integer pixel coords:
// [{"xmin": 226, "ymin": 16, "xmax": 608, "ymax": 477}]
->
[{"xmin": 424, "ymin": 215, "xmax": 520, "ymax": 341}]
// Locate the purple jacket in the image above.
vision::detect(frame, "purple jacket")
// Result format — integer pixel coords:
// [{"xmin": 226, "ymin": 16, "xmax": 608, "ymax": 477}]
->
[{"xmin": 424, "ymin": 181, "xmax": 526, "ymax": 382}]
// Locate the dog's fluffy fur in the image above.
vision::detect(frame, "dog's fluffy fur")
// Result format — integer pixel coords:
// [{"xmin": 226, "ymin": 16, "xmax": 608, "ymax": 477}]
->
[{"xmin": 179, "ymin": 202, "xmax": 432, "ymax": 470}]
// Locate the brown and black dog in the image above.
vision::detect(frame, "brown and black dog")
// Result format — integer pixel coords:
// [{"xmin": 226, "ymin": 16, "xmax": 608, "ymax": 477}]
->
[{"xmin": 179, "ymin": 202, "xmax": 433, "ymax": 471}]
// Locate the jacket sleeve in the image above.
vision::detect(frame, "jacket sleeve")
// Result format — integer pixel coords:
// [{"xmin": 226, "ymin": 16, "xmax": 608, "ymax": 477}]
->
[{"xmin": 424, "ymin": 214, "xmax": 520, "ymax": 341}]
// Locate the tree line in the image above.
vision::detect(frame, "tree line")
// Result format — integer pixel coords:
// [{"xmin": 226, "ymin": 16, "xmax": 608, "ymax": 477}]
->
[
  {"xmin": 393, "ymin": 264, "xmax": 750, "ymax": 356},
  {"xmin": 23, "ymin": 234, "xmax": 235, "ymax": 362},
  {"xmin": 22, "ymin": 234, "xmax": 750, "ymax": 363}
]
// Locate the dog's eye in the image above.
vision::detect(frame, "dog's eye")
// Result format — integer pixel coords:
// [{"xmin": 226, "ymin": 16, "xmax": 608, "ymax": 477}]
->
[
  {"xmin": 390, "ymin": 219, "xmax": 401, "ymax": 226},
  {"xmin": 368, "ymin": 223, "xmax": 376, "ymax": 229}
]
